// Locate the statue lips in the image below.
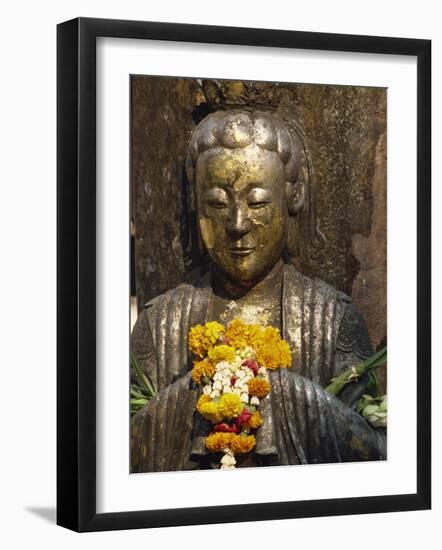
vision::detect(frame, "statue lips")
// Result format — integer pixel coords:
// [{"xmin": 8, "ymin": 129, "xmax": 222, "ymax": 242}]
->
[{"xmin": 228, "ymin": 246, "xmax": 255, "ymax": 257}]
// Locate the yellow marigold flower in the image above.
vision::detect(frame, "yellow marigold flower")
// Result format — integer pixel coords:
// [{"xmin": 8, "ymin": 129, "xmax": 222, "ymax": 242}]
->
[
  {"xmin": 255, "ymin": 326, "xmax": 292, "ymax": 370},
  {"xmin": 188, "ymin": 322, "xmax": 225, "ymax": 358},
  {"xmin": 196, "ymin": 394, "xmax": 212, "ymax": 414},
  {"xmin": 217, "ymin": 393, "xmax": 243, "ymax": 419},
  {"xmin": 248, "ymin": 410, "xmax": 263, "ymax": 429},
  {"xmin": 205, "ymin": 432, "xmax": 235, "ymax": 453},
  {"xmin": 208, "ymin": 344, "xmax": 235, "ymax": 364},
  {"xmin": 199, "ymin": 401, "xmax": 222, "ymax": 423},
  {"xmin": 231, "ymin": 434, "xmax": 256, "ymax": 454},
  {"xmin": 248, "ymin": 377, "xmax": 271, "ymax": 398},
  {"xmin": 224, "ymin": 319, "xmax": 262, "ymax": 349},
  {"xmin": 192, "ymin": 359, "xmax": 215, "ymax": 384},
  {"xmin": 205, "ymin": 321, "xmax": 225, "ymax": 341}
]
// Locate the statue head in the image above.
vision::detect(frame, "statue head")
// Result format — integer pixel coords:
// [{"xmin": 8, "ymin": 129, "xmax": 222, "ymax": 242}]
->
[{"xmin": 186, "ymin": 110, "xmax": 306, "ymax": 287}]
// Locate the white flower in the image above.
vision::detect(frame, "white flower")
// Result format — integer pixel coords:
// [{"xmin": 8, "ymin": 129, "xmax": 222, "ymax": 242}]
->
[
  {"xmin": 250, "ymin": 396, "xmax": 260, "ymax": 406},
  {"xmin": 243, "ymin": 346, "xmax": 255, "ymax": 359},
  {"xmin": 213, "ymin": 380, "xmax": 222, "ymax": 390},
  {"xmin": 210, "ymin": 389, "xmax": 220, "ymax": 398},
  {"xmin": 233, "ymin": 387, "xmax": 242, "ymax": 395},
  {"xmin": 216, "ymin": 361, "xmax": 231, "ymax": 372},
  {"xmin": 366, "ymin": 414, "xmax": 387, "ymax": 428},
  {"xmin": 240, "ymin": 393, "xmax": 249, "ymax": 403},
  {"xmin": 222, "ymin": 385, "xmax": 231, "ymax": 394},
  {"xmin": 220, "ymin": 450, "xmax": 236, "ymax": 469},
  {"xmin": 359, "ymin": 395, "xmax": 387, "ymax": 429},
  {"xmin": 258, "ymin": 367, "xmax": 267, "ymax": 376},
  {"xmin": 203, "ymin": 385, "xmax": 212, "ymax": 395}
]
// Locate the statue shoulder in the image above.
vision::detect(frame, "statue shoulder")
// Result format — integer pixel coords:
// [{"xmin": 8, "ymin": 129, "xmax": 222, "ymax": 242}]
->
[
  {"xmin": 283, "ymin": 264, "xmax": 372, "ymax": 359},
  {"xmin": 142, "ymin": 282, "xmax": 195, "ymax": 312},
  {"xmin": 132, "ymin": 283, "xmax": 193, "ymax": 339},
  {"xmin": 141, "ymin": 269, "xmax": 211, "ymax": 315},
  {"xmin": 136, "ymin": 277, "xmax": 210, "ymax": 333},
  {"xmin": 131, "ymin": 286, "xmax": 188, "ymax": 349},
  {"xmin": 283, "ymin": 263, "xmax": 341, "ymax": 302}
]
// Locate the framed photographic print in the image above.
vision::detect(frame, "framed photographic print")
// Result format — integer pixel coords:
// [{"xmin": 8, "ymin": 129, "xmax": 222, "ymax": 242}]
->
[{"xmin": 57, "ymin": 17, "xmax": 431, "ymax": 532}]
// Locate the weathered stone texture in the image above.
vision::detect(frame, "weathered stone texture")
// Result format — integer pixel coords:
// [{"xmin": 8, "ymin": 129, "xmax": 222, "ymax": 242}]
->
[{"xmin": 131, "ymin": 77, "xmax": 201, "ymax": 309}]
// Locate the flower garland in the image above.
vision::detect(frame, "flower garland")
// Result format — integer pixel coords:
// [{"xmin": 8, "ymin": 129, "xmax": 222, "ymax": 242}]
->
[{"xmin": 188, "ymin": 319, "xmax": 292, "ymax": 469}]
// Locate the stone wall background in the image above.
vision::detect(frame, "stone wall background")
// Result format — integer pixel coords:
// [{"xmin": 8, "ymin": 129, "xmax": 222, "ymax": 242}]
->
[{"xmin": 131, "ymin": 76, "xmax": 387, "ymax": 386}]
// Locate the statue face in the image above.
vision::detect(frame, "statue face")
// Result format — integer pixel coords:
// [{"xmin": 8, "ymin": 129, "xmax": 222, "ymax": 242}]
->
[{"xmin": 195, "ymin": 144, "xmax": 288, "ymax": 286}]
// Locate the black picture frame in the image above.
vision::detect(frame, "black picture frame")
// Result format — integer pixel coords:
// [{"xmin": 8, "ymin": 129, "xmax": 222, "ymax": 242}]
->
[{"xmin": 57, "ymin": 17, "xmax": 431, "ymax": 532}]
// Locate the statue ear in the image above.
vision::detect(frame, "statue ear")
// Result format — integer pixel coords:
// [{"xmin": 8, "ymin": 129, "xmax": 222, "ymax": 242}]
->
[
  {"xmin": 285, "ymin": 177, "xmax": 306, "ymax": 215},
  {"xmin": 188, "ymin": 181, "xmax": 197, "ymax": 212}
]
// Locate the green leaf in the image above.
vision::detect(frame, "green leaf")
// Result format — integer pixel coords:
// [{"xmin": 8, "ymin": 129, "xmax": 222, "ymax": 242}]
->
[
  {"xmin": 325, "ymin": 347, "xmax": 387, "ymax": 396},
  {"xmin": 131, "ymin": 352, "xmax": 156, "ymax": 396},
  {"xmin": 130, "ymin": 398, "xmax": 148, "ymax": 406},
  {"xmin": 362, "ymin": 404, "xmax": 379, "ymax": 416}
]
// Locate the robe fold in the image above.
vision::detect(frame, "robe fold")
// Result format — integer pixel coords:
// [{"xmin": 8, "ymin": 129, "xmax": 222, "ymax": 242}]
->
[{"xmin": 131, "ymin": 263, "xmax": 386, "ymax": 472}]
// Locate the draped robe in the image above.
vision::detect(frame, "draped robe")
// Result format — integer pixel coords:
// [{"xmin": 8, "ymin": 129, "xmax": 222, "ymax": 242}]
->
[{"xmin": 131, "ymin": 264, "xmax": 386, "ymax": 472}]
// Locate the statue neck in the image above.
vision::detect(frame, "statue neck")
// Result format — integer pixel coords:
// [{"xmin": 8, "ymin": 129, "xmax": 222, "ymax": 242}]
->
[{"xmin": 211, "ymin": 259, "xmax": 285, "ymax": 301}]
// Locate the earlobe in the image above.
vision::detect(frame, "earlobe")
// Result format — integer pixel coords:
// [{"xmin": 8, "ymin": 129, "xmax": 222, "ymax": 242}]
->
[{"xmin": 285, "ymin": 178, "xmax": 306, "ymax": 215}]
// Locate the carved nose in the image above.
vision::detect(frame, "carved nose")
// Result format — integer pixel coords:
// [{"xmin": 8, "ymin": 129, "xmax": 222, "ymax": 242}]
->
[{"xmin": 226, "ymin": 207, "xmax": 252, "ymax": 239}]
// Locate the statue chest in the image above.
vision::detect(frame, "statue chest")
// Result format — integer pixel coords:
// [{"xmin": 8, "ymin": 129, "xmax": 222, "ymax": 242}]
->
[{"xmin": 207, "ymin": 292, "xmax": 282, "ymax": 330}]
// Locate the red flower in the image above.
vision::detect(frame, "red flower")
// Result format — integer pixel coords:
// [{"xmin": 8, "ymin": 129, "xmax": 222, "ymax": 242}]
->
[
  {"xmin": 236, "ymin": 408, "xmax": 252, "ymax": 426},
  {"xmin": 230, "ymin": 376, "xmax": 237, "ymax": 386},
  {"xmin": 242, "ymin": 359, "xmax": 259, "ymax": 375},
  {"xmin": 214, "ymin": 422, "xmax": 239, "ymax": 433}
]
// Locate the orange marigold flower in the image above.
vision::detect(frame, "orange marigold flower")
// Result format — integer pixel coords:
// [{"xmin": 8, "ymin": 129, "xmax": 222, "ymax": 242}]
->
[
  {"xmin": 230, "ymin": 434, "xmax": 256, "ymax": 454},
  {"xmin": 224, "ymin": 319, "xmax": 262, "ymax": 350},
  {"xmin": 248, "ymin": 377, "xmax": 271, "ymax": 398},
  {"xmin": 208, "ymin": 344, "xmax": 235, "ymax": 364},
  {"xmin": 205, "ymin": 432, "xmax": 235, "ymax": 453},
  {"xmin": 192, "ymin": 359, "xmax": 215, "ymax": 384},
  {"xmin": 248, "ymin": 410, "xmax": 263, "ymax": 429},
  {"xmin": 188, "ymin": 325, "xmax": 207, "ymax": 358},
  {"xmin": 218, "ymin": 393, "xmax": 243, "ymax": 419},
  {"xmin": 255, "ymin": 326, "xmax": 292, "ymax": 370},
  {"xmin": 188, "ymin": 322, "xmax": 225, "ymax": 358}
]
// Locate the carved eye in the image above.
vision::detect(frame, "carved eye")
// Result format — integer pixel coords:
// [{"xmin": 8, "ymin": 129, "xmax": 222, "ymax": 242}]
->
[
  {"xmin": 205, "ymin": 188, "xmax": 229, "ymax": 209},
  {"xmin": 207, "ymin": 200, "xmax": 228, "ymax": 209},
  {"xmin": 247, "ymin": 187, "xmax": 272, "ymax": 209}
]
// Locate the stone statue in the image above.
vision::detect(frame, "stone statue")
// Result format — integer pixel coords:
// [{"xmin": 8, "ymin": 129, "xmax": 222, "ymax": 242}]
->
[{"xmin": 130, "ymin": 109, "xmax": 386, "ymax": 472}]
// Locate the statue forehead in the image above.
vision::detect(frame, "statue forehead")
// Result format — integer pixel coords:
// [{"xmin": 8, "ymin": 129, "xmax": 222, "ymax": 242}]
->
[{"xmin": 195, "ymin": 144, "xmax": 284, "ymax": 185}]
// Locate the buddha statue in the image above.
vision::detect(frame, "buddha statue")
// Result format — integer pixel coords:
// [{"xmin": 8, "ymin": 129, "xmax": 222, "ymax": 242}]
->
[{"xmin": 130, "ymin": 109, "xmax": 386, "ymax": 472}]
